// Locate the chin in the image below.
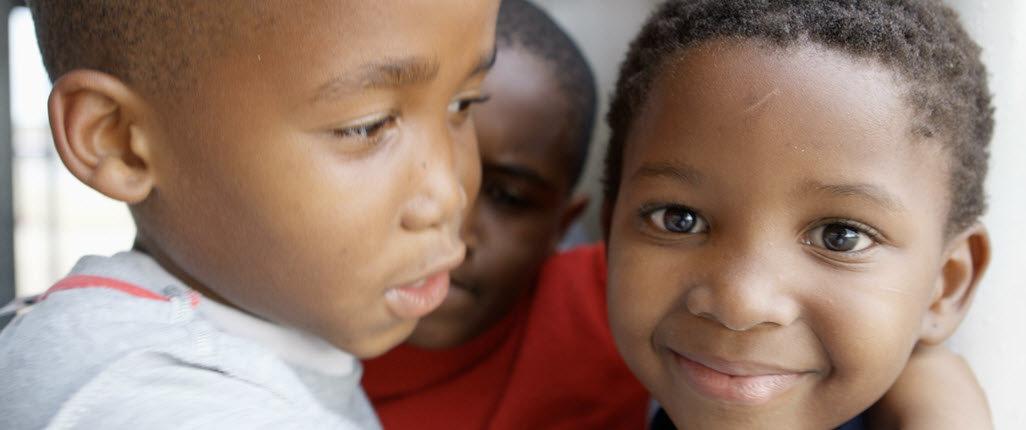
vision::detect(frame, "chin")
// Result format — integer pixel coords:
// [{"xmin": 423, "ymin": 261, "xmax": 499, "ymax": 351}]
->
[{"xmin": 343, "ymin": 321, "xmax": 419, "ymax": 359}]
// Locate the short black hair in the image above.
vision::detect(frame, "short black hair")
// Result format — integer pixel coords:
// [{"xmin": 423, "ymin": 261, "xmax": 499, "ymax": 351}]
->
[
  {"xmin": 497, "ymin": 0, "xmax": 598, "ymax": 187},
  {"xmin": 604, "ymin": 0, "xmax": 993, "ymax": 234},
  {"xmin": 27, "ymin": 0, "xmax": 239, "ymax": 97}
]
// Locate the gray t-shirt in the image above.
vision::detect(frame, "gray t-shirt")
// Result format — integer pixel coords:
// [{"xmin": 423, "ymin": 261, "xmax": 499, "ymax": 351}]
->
[{"xmin": 0, "ymin": 251, "xmax": 382, "ymax": 429}]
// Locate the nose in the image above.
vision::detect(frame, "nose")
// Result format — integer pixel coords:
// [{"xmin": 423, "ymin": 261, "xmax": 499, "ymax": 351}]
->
[
  {"xmin": 684, "ymin": 247, "xmax": 801, "ymax": 331},
  {"xmin": 400, "ymin": 122, "xmax": 479, "ymax": 232}
]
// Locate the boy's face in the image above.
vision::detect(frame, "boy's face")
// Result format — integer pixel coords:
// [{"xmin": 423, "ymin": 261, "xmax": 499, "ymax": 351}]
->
[
  {"xmin": 135, "ymin": 0, "xmax": 498, "ymax": 357},
  {"xmin": 407, "ymin": 48, "xmax": 581, "ymax": 348},
  {"xmin": 607, "ymin": 41, "xmax": 955, "ymax": 429}
]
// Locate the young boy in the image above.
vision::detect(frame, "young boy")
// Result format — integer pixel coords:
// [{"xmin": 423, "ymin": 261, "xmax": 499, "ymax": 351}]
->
[
  {"xmin": 365, "ymin": 1, "xmax": 989, "ymax": 429},
  {"xmin": 601, "ymin": 0, "xmax": 993, "ymax": 429},
  {"xmin": 0, "ymin": 0, "xmax": 498, "ymax": 428},
  {"xmin": 363, "ymin": 2, "xmax": 651, "ymax": 428}
]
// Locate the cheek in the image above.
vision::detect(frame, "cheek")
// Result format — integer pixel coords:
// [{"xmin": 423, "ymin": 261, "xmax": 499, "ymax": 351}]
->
[
  {"xmin": 607, "ymin": 233, "xmax": 678, "ymax": 367},
  {"xmin": 476, "ymin": 211, "xmax": 556, "ymax": 284},
  {"xmin": 804, "ymin": 267, "xmax": 935, "ymax": 393},
  {"xmin": 246, "ymin": 148, "xmax": 397, "ymax": 247},
  {"xmin": 196, "ymin": 130, "xmax": 410, "ymax": 293}
]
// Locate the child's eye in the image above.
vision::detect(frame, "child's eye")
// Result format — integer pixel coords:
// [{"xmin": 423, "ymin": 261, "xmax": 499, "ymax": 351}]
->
[
  {"xmin": 805, "ymin": 222, "xmax": 877, "ymax": 253},
  {"xmin": 332, "ymin": 115, "xmax": 396, "ymax": 144},
  {"xmin": 483, "ymin": 181, "xmax": 532, "ymax": 210},
  {"xmin": 447, "ymin": 94, "xmax": 490, "ymax": 121},
  {"xmin": 645, "ymin": 205, "xmax": 708, "ymax": 234}
]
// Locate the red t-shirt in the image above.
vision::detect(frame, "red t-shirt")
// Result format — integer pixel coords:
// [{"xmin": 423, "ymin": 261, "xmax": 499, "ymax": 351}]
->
[{"xmin": 363, "ymin": 244, "xmax": 649, "ymax": 429}]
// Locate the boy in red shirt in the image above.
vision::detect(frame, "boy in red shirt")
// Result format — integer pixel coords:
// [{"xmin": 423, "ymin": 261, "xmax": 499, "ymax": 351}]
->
[{"xmin": 363, "ymin": 2, "xmax": 648, "ymax": 429}]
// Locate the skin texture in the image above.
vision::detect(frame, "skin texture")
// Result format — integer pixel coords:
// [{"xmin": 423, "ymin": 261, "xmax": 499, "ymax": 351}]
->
[
  {"xmin": 408, "ymin": 47, "xmax": 587, "ymax": 348},
  {"xmin": 46, "ymin": 0, "xmax": 500, "ymax": 358},
  {"xmin": 604, "ymin": 40, "xmax": 989, "ymax": 429}
]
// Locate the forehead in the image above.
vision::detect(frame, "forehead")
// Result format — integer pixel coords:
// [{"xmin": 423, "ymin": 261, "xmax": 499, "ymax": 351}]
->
[
  {"xmin": 643, "ymin": 39, "xmax": 910, "ymax": 149},
  {"xmin": 202, "ymin": 0, "xmax": 498, "ymax": 101},
  {"xmin": 475, "ymin": 48, "xmax": 576, "ymax": 185},
  {"xmin": 623, "ymin": 40, "xmax": 950, "ymax": 219}
]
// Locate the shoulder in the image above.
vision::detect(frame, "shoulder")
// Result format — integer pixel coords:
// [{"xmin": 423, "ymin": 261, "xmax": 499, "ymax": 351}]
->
[
  {"xmin": 545, "ymin": 243, "xmax": 606, "ymax": 271},
  {"xmin": 1, "ymin": 288, "xmax": 366, "ymax": 429},
  {"xmin": 527, "ymin": 242, "xmax": 611, "ymax": 340},
  {"xmin": 0, "ymin": 283, "xmax": 204, "ymax": 428},
  {"xmin": 44, "ymin": 350, "xmax": 363, "ymax": 430},
  {"xmin": 1, "ymin": 277, "xmax": 201, "ymax": 366},
  {"xmin": 536, "ymin": 243, "xmax": 606, "ymax": 293}
]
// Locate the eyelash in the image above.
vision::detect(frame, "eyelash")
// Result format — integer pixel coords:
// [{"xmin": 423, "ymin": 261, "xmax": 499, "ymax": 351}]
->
[
  {"xmin": 331, "ymin": 93, "xmax": 489, "ymax": 145},
  {"xmin": 638, "ymin": 203, "xmax": 709, "ymax": 235},
  {"xmin": 448, "ymin": 94, "xmax": 491, "ymax": 120},
  {"xmin": 332, "ymin": 115, "xmax": 397, "ymax": 144},
  {"xmin": 802, "ymin": 218, "xmax": 885, "ymax": 254},
  {"xmin": 638, "ymin": 203, "xmax": 885, "ymax": 255},
  {"xmin": 483, "ymin": 180, "xmax": 532, "ymax": 211}
]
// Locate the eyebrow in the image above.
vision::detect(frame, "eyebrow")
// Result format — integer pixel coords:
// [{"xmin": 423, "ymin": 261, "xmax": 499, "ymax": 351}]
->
[
  {"xmin": 802, "ymin": 181, "xmax": 906, "ymax": 212},
  {"xmin": 472, "ymin": 44, "xmax": 499, "ymax": 78},
  {"xmin": 312, "ymin": 46, "xmax": 497, "ymax": 104},
  {"xmin": 484, "ymin": 162, "xmax": 553, "ymax": 188},
  {"xmin": 630, "ymin": 161, "xmax": 705, "ymax": 185},
  {"xmin": 312, "ymin": 56, "xmax": 440, "ymax": 103}
]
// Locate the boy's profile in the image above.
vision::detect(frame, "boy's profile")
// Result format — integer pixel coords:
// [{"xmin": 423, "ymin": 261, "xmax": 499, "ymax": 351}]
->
[
  {"xmin": 0, "ymin": 0, "xmax": 498, "ymax": 428},
  {"xmin": 602, "ymin": 0, "xmax": 993, "ymax": 428}
]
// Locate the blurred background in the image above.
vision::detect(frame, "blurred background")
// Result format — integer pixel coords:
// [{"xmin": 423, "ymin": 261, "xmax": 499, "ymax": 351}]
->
[{"xmin": 1, "ymin": 0, "xmax": 1022, "ymax": 427}]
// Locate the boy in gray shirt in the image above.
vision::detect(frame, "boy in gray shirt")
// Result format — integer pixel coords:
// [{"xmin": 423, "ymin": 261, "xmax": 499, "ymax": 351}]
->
[{"xmin": 0, "ymin": 0, "xmax": 499, "ymax": 428}]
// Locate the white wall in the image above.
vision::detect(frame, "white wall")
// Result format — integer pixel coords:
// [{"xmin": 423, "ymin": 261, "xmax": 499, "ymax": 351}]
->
[
  {"xmin": 538, "ymin": 1, "xmax": 1026, "ymax": 427},
  {"xmin": 943, "ymin": 1, "xmax": 1026, "ymax": 428}
]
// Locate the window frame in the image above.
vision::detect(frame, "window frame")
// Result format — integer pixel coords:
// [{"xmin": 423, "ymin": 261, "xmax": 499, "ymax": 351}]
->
[{"xmin": 1, "ymin": 0, "xmax": 24, "ymax": 328}]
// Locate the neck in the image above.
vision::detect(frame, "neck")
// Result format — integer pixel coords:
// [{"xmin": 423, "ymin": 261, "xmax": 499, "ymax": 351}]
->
[{"xmin": 132, "ymin": 234, "xmax": 237, "ymax": 311}]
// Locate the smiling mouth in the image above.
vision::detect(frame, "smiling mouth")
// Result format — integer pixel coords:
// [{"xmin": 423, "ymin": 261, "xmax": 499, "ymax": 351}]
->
[{"xmin": 670, "ymin": 350, "xmax": 810, "ymax": 405}]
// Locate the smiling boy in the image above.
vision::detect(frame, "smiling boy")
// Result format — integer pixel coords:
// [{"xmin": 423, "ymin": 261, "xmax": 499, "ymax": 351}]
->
[
  {"xmin": 0, "ymin": 0, "xmax": 498, "ymax": 428},
  {"xmin": 602, "ymin": 0, "xmax": 993, "ymax": 428}
]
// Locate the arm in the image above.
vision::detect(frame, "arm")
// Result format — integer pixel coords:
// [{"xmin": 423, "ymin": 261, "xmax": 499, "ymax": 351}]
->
[{"xmin": 866, "ymin": 344, "xmax": 992, "ymax": 430}]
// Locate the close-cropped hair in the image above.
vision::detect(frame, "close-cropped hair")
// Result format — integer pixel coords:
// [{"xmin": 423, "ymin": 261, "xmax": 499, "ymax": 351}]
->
[
  {"xmin": 604, "ymin": 0, "xmax": 993, "ymax": 234},
  {"xmin": 498, "ymin": 0, "xmax": 598, "ymax": 187},
  {"xmin": 28, "ymin": 0, "xmax": 245, "ymax": 97}
]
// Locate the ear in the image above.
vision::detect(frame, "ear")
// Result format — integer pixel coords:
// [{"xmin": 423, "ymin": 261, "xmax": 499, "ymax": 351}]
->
[
  {"xmin": 557, "ymin": 194, "xmax": 590, "ymax": 238},
  {"xmin": 919, "ymin": 223, "xmax": 991, "ymax": 344},
  {"xmin": 48, "ymin": 70, "xmax": 156, "ymax": 204}
]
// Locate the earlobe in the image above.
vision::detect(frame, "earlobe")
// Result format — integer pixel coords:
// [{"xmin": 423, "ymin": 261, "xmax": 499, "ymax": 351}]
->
[
  {"xmin": 48, "ymin": 70, "xmax": 156, "ymax": 204},
  {"xmin": 919, "ymin": 223, "xmax": 991, "ymax": 344}
]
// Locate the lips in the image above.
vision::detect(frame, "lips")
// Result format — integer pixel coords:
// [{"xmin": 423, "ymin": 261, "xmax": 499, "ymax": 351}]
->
[
  {"xmin": 384, "ymin": 249, "xmax": 464, "ymax": 320},
  {"xmin": 671, "ymin": 350, "xmax": 809, "ymax": 405},
  {"xmin": 423, "ymin": 276, "xmax": 476, "ymax": 314},
  {"xmin": 384, "ymin": 271, "xmax": 452, "ymax": 319}
]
